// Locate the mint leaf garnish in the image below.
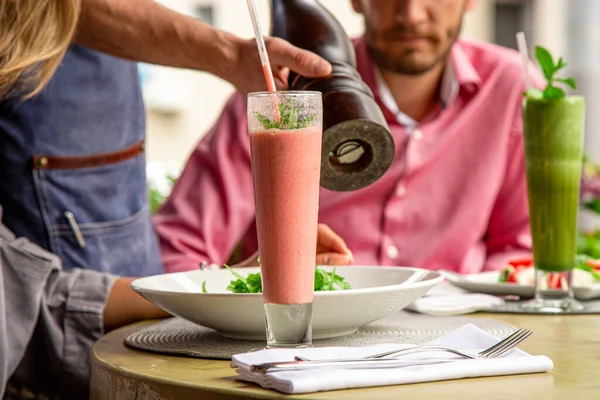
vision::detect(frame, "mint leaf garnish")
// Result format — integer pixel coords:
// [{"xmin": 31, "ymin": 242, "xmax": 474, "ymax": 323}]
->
[
  {"xmin": 255, "ymin": 99, "xmax": 316, "ymax": 130},
  {"xmin": 555, "ymin": 77, "xmax": 576, "ymax": 89},
  {"xmin": 526, "ymin": 46, "xmax": 577, "ymax": 100},
  {"xmin": 536, "ymin": 46, "xmax": 556, "ymax": 81}
]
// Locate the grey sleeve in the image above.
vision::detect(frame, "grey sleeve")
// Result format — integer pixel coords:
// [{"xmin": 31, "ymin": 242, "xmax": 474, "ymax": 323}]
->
[{"xmin": 0, "ymin": 223, "xmax": 117, "ymax": 399}]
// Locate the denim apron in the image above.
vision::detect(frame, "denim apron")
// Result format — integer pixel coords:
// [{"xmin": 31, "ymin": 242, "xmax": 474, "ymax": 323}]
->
[{"xmin": 0, "ymin": 45, "xmax": 163, "ymax": 277}]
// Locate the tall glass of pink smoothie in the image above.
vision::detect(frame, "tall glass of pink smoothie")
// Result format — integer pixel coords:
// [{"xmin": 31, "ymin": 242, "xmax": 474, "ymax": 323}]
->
[{"xmin": 247, "ymin": 91, "xmax": 322, "ymax": 348}]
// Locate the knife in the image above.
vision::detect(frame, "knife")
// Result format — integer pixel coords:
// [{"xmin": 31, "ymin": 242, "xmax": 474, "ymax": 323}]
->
[{"xmin": 250, "ymin": 357, "xmax": 459, "ymax": 373}]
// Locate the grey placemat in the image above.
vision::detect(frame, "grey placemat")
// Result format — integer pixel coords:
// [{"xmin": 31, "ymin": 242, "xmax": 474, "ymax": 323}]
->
[
  {"xmin": 485, "ymin": 299, "xmax": 600, "ymax": 314},
  {"xmin": 124, "ymin": 311, "xmax": 516, "ymax": 360}
]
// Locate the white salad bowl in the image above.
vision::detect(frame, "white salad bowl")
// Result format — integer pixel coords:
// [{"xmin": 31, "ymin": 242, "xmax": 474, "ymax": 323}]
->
[{"xmin": 131, "ymin": 265, "xmax": 442, "ymax": 341}]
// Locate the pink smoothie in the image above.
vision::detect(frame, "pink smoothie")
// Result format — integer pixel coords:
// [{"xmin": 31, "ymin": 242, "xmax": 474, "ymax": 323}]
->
[{"xmin": 250, "ymin": 127, "xmax": 322, "ymax": 305}]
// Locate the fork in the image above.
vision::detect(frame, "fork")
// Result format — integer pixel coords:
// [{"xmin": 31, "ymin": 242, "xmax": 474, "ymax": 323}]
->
[
  {"xmin": 351, "ymin": 327, "xmax": 533, "ymax": 360},
  {"xmin": 250, "ymin": 328, "xmax": 533, "ymax": 373}
]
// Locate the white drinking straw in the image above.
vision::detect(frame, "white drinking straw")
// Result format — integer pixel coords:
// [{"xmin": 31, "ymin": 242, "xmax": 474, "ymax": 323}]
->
[
  {"xmin": 516, "ymin": 32, "xmax": 532, "ymax": 91},
  {"xmin": 246, "ymin": 0, "xmax": 281, "ymax": 121}
]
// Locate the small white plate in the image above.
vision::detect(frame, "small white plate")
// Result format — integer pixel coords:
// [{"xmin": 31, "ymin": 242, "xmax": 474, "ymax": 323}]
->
[
  {"xmin": 440, "ymin": 269, "xmax": 600, "ymax": 300},
  {"xmin": 131, "ymin": 266, "xmax": 443, "ymax": 341}
]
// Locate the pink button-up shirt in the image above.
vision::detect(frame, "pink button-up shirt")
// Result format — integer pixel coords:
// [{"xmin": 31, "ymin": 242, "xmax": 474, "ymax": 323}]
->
[{"xmin": 155, "ymin": 37, "xmax": 542, "ymax": 274}]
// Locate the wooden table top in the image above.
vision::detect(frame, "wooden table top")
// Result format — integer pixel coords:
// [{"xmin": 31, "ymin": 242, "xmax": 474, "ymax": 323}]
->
[{"xmin": 90, "ymin": 313, "xmax": 600, "ymax": 400}]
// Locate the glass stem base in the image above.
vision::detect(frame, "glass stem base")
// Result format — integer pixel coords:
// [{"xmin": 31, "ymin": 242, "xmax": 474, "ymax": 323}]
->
[
  {"xmin": 521, "ymin": 269, "xmax": 584, "ymax": 313},
  {"xmin": 264, "ymin": 302, "xmax": 313, "ymax": 348}
]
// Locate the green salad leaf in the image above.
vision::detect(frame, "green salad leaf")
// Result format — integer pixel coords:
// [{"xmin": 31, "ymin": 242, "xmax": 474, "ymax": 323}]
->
[
  {"xmin": 202, "ymin": 265, "xmax": 351, "ymax": 294},
  {"xmin": 315, "ymin": 266, "xmax": 351, "ymax": 291},
  {"xmin": 583, "ymin": 199, "xmax": 600, "ymax": 214},
  {"xmin": 255, "ymin": 99, "xmax": 315, "ymax": 130},
  {"xmin": 577, "ymin": 232, "xmax": 600, "ymax": 260},
  {"xmin": 525, "ymin": 46, "xmax": 577, "ymax": 100}
]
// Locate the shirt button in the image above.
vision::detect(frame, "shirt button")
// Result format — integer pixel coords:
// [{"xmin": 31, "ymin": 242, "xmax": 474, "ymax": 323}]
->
[
  {"xmin": 386, "ymin": 245, "xmax": 399, "ymax": 259},
  {"xmin": 395, "ymin": 184, "xmax": 406, "ymax": 197},
  {"xmin": 413, "ymin": 129, "xmax": 423, "ymax": 140}
]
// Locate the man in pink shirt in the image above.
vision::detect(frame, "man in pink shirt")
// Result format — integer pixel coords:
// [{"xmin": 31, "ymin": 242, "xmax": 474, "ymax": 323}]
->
[{"xmin": 155, "ymin": 0, "xmax": 542, "ymax": 274}]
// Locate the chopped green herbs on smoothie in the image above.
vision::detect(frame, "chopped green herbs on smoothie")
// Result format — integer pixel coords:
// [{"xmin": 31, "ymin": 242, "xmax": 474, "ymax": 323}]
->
[
  {"xmin": 201, "ymin": 266, "xmax": 351, "ymax": 293},
  {"xmin": 525, "ymin": 46, "xmax": 577, "ymax": 100},
  {"xmin": 255, "ymin": 99, "xmax": 315, "ymax": 130}
]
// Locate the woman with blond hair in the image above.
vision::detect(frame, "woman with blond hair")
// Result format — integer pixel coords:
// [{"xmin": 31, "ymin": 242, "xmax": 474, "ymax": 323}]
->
[
  {"xmin": 0, "ymin": 1, "xmax": 341, "ymax": 399},
  {"xmin": 0, "ymin": 0, "xmax": 79, "ymax": 98},
  {"xmin": 0, "ymin": 0, "xmax": 332, "ymax": 282}
]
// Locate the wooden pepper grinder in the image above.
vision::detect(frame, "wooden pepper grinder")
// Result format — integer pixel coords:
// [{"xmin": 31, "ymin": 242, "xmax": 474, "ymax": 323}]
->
[{"xmin": 271, "ymin": 0, "xmax": 394, "ymax": 192}]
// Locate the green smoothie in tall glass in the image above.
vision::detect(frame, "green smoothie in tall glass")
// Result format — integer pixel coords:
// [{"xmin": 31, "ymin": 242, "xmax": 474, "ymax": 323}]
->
[
  {"xmin": 519, "ymin": 44, "xmax": 586, "ymax": 312},
  {"xmin": 523, "ymin": 96, "xmax": 585, "ymax": 272}
]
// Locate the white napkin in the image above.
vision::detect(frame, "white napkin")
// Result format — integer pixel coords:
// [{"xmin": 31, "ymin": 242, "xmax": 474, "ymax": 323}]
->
[
  {"xmin": 407, "ymin": 282, "xmax": 505, "ymax": 315},
  {"xmin": 230, "ymin": 324, "xmax": 553, "ymax": 394}
]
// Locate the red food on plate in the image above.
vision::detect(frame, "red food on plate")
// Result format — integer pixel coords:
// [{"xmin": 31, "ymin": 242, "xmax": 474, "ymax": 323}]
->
[
  {"xmin": 498, "ymin": 265, "xmax": 525, "ymax": 284},
  {"xmin": 587, "ymin": 260, "xmax": 600, "ymax": 270},
  {"xmin": 498, "ymin": 255, "xmax": 600, "ymax": 287},
  {"xmin": 508, "ymin": 258, "xmax": 534, "ymax": 268}
]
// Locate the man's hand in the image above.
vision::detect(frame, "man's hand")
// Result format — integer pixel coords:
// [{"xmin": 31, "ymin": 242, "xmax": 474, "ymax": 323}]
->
[
  {"xmin": 233, "ymin": 223, "xmax": 354, "ymax": 268},
  {"xmin": 228, "ymin": 36, "xmax": 332, "ymax": 94},
  {"xmin": 314, "ymin": 223, "xmax": 354, "ymax": 265}
]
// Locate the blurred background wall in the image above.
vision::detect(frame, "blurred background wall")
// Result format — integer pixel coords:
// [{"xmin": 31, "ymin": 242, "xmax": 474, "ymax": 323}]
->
[{"xmin": 143, "ymin": 0, "xmax": 598, "ymax": 190}]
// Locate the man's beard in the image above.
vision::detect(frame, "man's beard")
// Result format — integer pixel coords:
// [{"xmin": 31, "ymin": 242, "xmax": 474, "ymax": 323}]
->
[{"xmin": 366, "ymin": 22, "xmax": 462, "ymax": 76}]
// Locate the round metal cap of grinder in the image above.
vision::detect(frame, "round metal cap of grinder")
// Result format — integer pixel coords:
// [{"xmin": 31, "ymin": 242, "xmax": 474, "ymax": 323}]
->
[{"xmin": 321, "ymin": 119, "xmax": 395, "ymax": 192}]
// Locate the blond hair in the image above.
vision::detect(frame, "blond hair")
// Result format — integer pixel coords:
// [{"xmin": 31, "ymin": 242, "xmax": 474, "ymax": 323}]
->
[{"xmin": 0, "ymin": 0, "xmax": 81, "ymax": 99}]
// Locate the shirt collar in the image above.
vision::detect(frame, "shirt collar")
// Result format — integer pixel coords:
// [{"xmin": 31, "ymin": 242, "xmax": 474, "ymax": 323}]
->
[
  {"xmin": 373, "ymin": 66, "xmax": 419, "ymax": 129},
  {"xmin": 354, "ymin": 35, "xmax": 481, "ymax": 127}
]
